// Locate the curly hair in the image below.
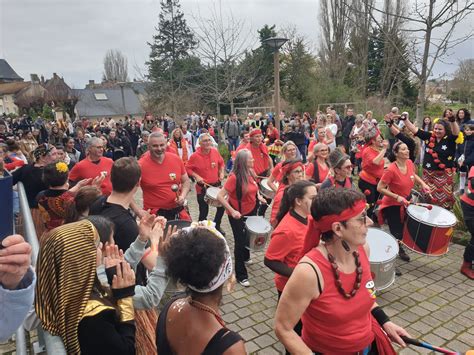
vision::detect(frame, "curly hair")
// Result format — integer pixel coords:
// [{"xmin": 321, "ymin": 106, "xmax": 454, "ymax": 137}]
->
[{"xmin": 165, "ymin": 228, "xmax": 226, "ymax": 292}]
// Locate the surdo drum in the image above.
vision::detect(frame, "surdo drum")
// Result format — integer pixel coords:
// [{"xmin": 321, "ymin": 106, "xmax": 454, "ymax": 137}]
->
[
  {"xmin": 245, "ymin": 216, "xmax": 272, "ymax": 252},
  {"xmin": 402, "ymin": 204, "xmax": 456, "ymax": 256},
  {"xmin": 367, "ymin": 228, "xmax": 399, "ymax": 291},
  {"xmin": 204, "ymin": 187, "xmax": 223, "ymax": 208}
]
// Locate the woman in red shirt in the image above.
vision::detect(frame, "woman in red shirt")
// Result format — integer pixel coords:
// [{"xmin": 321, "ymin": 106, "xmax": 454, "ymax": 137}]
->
[
  {"xmin": 358, "ymin": 130, "xmax": 389, "ymax": 220},
  {"xmin": 267, "ymin": 141, "xmax": 298, "ymax": 192},
  {"xmin": 218, "ymin": 149, "xmax": 264, "ymax": 287},
  {"xmin": 377, "ymin": 142, "xmax": 430, "ymax": 263},
  {"xmin": 320, "ymin": 148, "xmax": 354, "ymax": 190},
  {"xmin": 306, "ymin": 143, "xmax": 329, "ymax": 189},
  {"xmin": 275, "ymin": 188, "xmax": 409, "ymax": 354},
  {"xmin": 264, "ymin": 180, "xmax": 316, "ymax": 350}
]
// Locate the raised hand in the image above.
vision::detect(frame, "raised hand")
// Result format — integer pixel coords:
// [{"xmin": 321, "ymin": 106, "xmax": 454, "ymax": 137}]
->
[{"xmin": 112, "ymin": 261, "xmax": 135, "ymax": 290}]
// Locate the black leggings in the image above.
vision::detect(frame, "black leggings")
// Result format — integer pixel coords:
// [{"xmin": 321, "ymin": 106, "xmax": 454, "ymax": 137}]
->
[
  {"xmin": 358, "ymin": 178, "xmax": 380, "ymax": 220},
  {"xmin": 197, "ymin": 192, "xmax": 225, "ymax": 228},
  {"xmin": 382, "ymin": 205, "xmax": 404, "ymax": 241},
  {"xmin": 228, "ymin": 206, "xmax": 257, "ymax": 281},
  {"xmin": 463, "ymin": 219, "xmax": 474, "ymax": 262}
]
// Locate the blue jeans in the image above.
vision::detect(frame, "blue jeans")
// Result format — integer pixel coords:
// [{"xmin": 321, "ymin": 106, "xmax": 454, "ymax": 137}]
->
[{"xmin": 227, "ymin": 137, "xmax": 239, "ymax": 152}]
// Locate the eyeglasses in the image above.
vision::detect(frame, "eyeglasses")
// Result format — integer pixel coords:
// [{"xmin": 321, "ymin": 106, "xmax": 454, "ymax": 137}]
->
[
  {"xmin": 317, "ymin": 149, "xmax": 329, "ymax": 152},
  {"xmin": 353, "ymin": 212, "xmax": 368, "ymax": 225},
  {"xmin": 340, "ymin": 164, "xmax": 353, "ymax": 170},
  {"xmin": 92, "ymin": 146, "xmax": 105, "ymax": 149}
]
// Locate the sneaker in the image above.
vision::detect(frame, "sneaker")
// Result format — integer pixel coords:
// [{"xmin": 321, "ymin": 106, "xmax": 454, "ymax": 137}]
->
[
  {"xmin": 244, "ymin": 259, "xmax": 254, "ymax": 265},
  {"xmin": 238, "ymin": 279, "xmax": 250, "ymax": 287},
  {"xmin": 398, "ymin": 245, "xmax": 411, "ymax": 262}
]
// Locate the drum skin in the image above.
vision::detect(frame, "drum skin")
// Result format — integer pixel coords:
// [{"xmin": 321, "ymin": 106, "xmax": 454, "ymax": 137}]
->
[
  {"xmin": 204, "ymin": 187, "xmax": 223, "ymax": 207},
  {"xmin": 402, "ymin": 205, "xmax": 456, "ymax": 256},
  {"xmin": 260, "ymin": 179, "xmax": 276, "ymax": 199},
  {"xmin": 367, "ymin": 228, "xmax": 399, "ymax": 291}
]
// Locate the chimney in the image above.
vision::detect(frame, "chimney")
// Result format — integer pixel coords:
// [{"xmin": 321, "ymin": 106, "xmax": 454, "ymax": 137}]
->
[
  {"xmin": 30, "ymin": 74, "xmax": 40, "ymax": 83},
  {"xmin": 53, "ymin": 73, "xmax": 59, "ymax": 79},
  {"xmin": 40, "ymin": 75, "xmax": 45, "ymax": 85}
]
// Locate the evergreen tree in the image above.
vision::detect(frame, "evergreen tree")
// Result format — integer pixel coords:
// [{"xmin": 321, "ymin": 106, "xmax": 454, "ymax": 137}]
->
[{"xmin": 147, "ymin": 0, "xmax": 198, "ymax": 114}]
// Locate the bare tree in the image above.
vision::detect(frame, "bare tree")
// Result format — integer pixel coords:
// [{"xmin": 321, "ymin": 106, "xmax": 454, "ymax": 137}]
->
[
  {"xmin": 103, "ymin": 49, "xmax": 129, "ymax": 82},
  {"xmin": 361, "ymin": 0, "xmax": 473, "ymax": 123},
  {"xmin": 319, "ymin": 0, "xmax": 354, "ymax": 83},
  {"xmin": 192, "ymin": 2, "xmax": 260, "ymax": 115},
  {"xmin": 451, "ymin": 58, "xmax": 474, "ymax": 104}
]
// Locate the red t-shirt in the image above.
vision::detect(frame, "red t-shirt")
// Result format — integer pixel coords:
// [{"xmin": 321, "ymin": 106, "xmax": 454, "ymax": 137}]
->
[
  {"xmin": 379, "ymin": 160, "xmax": 415, "ymax": 209},
  {"xmin": 270, "ymin": 186, "xmax": 286, "ymax": 226},
  {"xmin": 271, "ymin": 162, "xmax": 284, "ymax": 182},
  {"xmin": 223, "ymin": 173, "xmax": 258, "ymax": 215},
  {"xmin": 186, "ymin": 147, "xmax": 224, "ymax": 194},
  {"xmin": 360, "ymin": 146, "xmax": 385, "ymax": 185},
  {"xmin": 246, "ymin": 143, "xmax": 270, "ymax": 175},
  {"xmin": 69, "ymin": 157, "xmax": 113, "ymax": 195},
  {"xmin": 139, "ymin": 152, "xmax": 187, "ymax": 211},
  {"xmin": 265, "ymin": 211, "xmax": 308, "ymax": 291},
  {"xmin": 301, "ymin": 246, "xmax": 375, "ymax": 352},
  {"xmin": 305, "ymin": 161, "xmax": 329, "ymax": 183}
]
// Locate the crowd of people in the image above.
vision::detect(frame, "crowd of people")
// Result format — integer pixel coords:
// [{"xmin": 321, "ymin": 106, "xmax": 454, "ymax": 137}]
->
[{"xmin": 0, "ymin": 105, "xmax": 473, "ymax": 354}]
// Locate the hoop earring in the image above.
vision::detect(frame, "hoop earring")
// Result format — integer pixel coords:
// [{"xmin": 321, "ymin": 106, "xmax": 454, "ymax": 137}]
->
[{"xmin": 341, "ymin": 239, "xmax": 351, "ymax": 252}]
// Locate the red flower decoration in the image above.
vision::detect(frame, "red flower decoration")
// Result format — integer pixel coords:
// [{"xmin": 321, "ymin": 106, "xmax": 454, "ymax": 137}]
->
[
  {"xmin": 428, "ymin": 149, "xmax": 433, "ymax": 154},
  {"xmin": 429, "ymin": 136, "xmax": 435, "ymax": 143},
  {"xmin": 428, "ymin": 143, "xmax": 435, "ymax": 148},
  {"xmin": 434, "ymin": 159, "xmax": 440, "ymax": 164},
  {"xmin": 439, "ymin": 163, "xmax": 446, "ymax": 169},
  {"xmin": 432, "ymin": 152, "xmax": 438, "ymax": 158}
]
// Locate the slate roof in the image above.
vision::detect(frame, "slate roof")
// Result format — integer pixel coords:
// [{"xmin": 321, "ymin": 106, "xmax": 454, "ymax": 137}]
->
[
  {"xmin": 74, "ymin": 87, "xmax": 145, "ymax": 118},
  {"xmin": 0, "ymin": 59, "xmax": 23, "ymax": 82}
]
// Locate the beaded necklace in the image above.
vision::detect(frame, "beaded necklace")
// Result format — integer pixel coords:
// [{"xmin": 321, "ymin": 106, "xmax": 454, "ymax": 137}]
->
[
  {"xmin": 189, "ymin": 298, "xmax": 226, "ymax": 327},
  {"xmin": 325, "ymin": 246, "xmax": 363, "ymax": 299}
]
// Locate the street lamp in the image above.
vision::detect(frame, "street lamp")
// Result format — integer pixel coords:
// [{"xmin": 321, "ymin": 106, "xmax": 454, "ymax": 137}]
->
[{"xmin": 263, "ymin": 37, "xmax": 288, "ymax": 133}]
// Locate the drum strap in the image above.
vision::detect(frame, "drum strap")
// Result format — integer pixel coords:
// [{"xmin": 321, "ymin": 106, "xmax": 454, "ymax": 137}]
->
[{"xmin": 299, "ymin": 262, "xmax": 323, "ymax": 294}]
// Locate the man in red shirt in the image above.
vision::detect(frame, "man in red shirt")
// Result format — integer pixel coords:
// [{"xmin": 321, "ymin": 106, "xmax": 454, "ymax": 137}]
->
[
  {"xmin": 186, "ymin": 133, "xmax": 225, "ymax": 232},
  {"xmin": 69, "ymin": 137, "xmax": 113, "ymax": 195},
  {"xmin": 139, "ymin": 132, "xmax": 191, "ymax": 220}
]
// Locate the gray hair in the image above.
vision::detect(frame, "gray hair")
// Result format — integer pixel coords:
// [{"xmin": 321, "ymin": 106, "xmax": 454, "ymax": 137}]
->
[
  {"xmin": 149, "ymin": 132, "xmax": 165, "ymax": 141},
  {"xmin": 313, "ymin": 142, "xmax": 328, "ymax": 154},
  {"xmin": 232, "ymin": 149, "xmax": 252, "ymax": 187},
  {"xmin": 355, "ymin": 114, "xmax": 364, "ymax": 124},
  {"xmin": 198, "ymin": 133, "xmax": 211, "ymax": 143},
  {"xmin": 328, "ymin": 148, "xmax": 350, "ymax": 169},
  {"xmin": 141, "ymin": 130, "xmax": 150, "ymax": 137},
  {"xmin": 86, "ymin": 137, "xmax": 103, "ymax": 152}
]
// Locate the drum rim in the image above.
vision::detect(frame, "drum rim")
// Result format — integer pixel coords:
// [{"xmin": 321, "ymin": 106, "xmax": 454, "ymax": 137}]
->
[{"xmin": 407, "ymin": 204, "xmax": 458, "ymax": 228}]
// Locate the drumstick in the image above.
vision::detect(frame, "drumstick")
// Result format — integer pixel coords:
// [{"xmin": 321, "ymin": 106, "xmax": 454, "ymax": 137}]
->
[
  {"xmin": 410, "ymin": 202, "xmax": 433, "ymax": 210},
  {"xmin": 401, "ymin": 336, "xmax": 459, "ymax": 354}
]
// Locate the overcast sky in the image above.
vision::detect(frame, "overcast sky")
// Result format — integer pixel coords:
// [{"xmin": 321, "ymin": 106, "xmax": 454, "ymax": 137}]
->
[{"xmin": 1, "ymin": 0, "xmax": 472, "ymax": 88}]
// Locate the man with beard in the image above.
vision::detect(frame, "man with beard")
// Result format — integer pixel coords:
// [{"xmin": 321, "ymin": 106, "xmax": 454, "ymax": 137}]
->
[{"xmin": 138, "ymin": 132, "xmax": 191, "ymax": 220}]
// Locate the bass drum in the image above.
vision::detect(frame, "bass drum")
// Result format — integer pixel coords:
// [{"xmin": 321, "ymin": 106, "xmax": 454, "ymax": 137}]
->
[
  {"xmin": 403, "ymin": 204, "xmax": 457, "ymax": 256},
  {"xmin": 367, "ymin": 228, "xmax": 399, "ymax": 291}
]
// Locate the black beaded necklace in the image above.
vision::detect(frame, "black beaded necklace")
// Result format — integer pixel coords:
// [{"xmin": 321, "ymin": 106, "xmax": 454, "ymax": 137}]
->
[{"xmin": 326, "ymin": 247, "xmax": 363, "ymax": 299}]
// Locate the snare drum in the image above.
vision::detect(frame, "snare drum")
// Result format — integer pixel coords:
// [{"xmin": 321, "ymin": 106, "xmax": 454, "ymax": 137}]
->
[
  {"xmin": 402, "ymin": 204, "xmax": 457, "ymax": 256},
  {"xmin": 245, "ymin": 216, "xmax": 272, "ymax": 252},
  {"xmin": 204, "ymin": 187, "xmax": 222, "ymax": 207},
  {"xmin": 260, "ymin": 178, "xmax": 276, "ymax": 199},
  {"xmin": 367, "ymin": 228, "xmax": 399, "ymax": 291}
]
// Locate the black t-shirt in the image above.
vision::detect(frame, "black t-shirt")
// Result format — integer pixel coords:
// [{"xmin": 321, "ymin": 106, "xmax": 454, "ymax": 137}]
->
[
  {"xmin": 415, "ymin": 129, "xmax": 457, "ymax": 170},
  {"xmin": 89, "ymin": 197, "xmax": 138, "ymax": 252},
  {"xmin": 12, "ymin": 164, "xmax": 48, "ymax": 208}
]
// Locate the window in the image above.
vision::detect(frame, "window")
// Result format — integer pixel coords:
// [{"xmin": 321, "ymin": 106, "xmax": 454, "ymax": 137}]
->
[{"xmin": 94, "ymin": 93, "xmax": 108, "ymax": 101}]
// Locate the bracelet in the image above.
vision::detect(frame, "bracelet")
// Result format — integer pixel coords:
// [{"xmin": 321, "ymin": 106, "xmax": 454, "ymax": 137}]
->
[{"xmin": 371, "ymin": 306, "xmax": 390, "ymax": 326}]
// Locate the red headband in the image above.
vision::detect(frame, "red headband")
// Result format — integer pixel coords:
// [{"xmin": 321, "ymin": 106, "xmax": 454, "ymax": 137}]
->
[
  {"xmin": 281, "ymin": 161, "xmax": 304, "ymax": 177},
  {"xmin": 301, "ymin": 199, "xmax": 366, "ymax": 257},
  {"xmin": 249, "ymin": 129, "xmax": 262, "ymax": 137}
]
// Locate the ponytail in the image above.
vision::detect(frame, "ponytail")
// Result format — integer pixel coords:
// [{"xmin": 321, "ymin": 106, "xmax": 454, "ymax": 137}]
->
[{"xmin": 275, "ymin": 180, "xmax": 315, "ymax": 226}]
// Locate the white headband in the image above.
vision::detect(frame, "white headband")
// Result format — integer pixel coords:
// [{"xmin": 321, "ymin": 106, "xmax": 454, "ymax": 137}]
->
[{"xmin": 184, "ymin": 221, "xmax": 233, "ymax": 293}]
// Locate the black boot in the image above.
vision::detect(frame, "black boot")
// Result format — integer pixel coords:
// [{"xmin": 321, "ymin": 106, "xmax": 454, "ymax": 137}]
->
[{"xmin": 398, "ymin": 245, "xmax": 411, "ymax": 262}]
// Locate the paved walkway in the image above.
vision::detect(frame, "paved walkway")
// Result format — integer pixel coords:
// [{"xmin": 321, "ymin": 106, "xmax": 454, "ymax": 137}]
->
[{"xmin": 1, "ymin": 188, "xmax": 472, "ymax": 354}]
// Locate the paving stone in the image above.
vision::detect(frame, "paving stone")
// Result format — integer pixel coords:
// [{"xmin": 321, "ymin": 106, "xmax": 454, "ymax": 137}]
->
[
  {"xmin": 240, "ymin": 327, "xmax": 259, "ymax": 341},
  {"xmin": 444, "ymin": 339, "xmax": 472, "ymax": 353},
  {"xmin": 253, "ymin": 322, "xmax": 272, "ymax": 335},
  {"xmin": 433, "ymin": 326, "xmax": 457, "ymax": 340}
]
